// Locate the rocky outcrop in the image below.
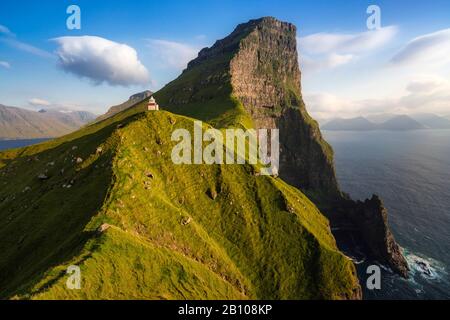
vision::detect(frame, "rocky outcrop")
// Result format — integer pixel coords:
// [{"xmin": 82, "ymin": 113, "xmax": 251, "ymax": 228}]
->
[
  {"xmin": 226, "ymin": 17, "xmax": 408, "ymax": 277},
  {"xmin": 227, "ymin": 17, "xmax": 341, "ymax": 197},
  {"xmin": 337, "ymin": 195, "xmax": 409, "ymax": 277}
]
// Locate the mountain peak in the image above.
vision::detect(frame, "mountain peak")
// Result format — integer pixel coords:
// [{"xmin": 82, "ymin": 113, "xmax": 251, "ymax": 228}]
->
[
  {"xmin": 157, "ymin": 16, "xmax": 334, "ymax": 195},
  {"xmin": 155, "ymin": 17, "xmax": 408, "ymax": 277},
  {"xmin": 187, "ymin": 17, "xmax": 297, "ymax": 70}
]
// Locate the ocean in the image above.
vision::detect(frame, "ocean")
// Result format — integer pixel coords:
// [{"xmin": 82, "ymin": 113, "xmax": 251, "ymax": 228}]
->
[
  {"xmin": 0, "ymin": 139, "xmax": 49, "ymax": 151},
  {"xmin": 323, "ymin": 129, "xmax": 450, "ymax": 299}
]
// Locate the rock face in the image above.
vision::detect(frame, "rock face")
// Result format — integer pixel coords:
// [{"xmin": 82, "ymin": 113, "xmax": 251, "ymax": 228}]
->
[
  {"xmin": 338, "ymin": 196, "xmax": 409, "ymax": 277},
  {"xmin": 229, "ymin": 18, "xmax": 340, "ymax": 196},
  {"xmin": 185, "ymin": 17, "xmax": 341, "ymax": 197},
  {"xmin": 156, "ymin": 17, "xmax": 408, "ymax": 278}
]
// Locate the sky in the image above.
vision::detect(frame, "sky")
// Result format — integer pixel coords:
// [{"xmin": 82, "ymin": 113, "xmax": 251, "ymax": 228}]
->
[{"xmin": 1, "ymin": 0, "xmax": 450, "ymax": 120}]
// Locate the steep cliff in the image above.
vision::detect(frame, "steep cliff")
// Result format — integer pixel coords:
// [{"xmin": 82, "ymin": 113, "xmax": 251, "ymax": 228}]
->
[
  {"xmin": 157, "ymin": 17, "xmax": 340, "ymax": 198},
  {"xmin": 337, "ymin": 196, "xmax": 409, "ymax": 276},
  {"xmin": 155, "ymin": 17, "xmax": 408, "ymax": 277}
]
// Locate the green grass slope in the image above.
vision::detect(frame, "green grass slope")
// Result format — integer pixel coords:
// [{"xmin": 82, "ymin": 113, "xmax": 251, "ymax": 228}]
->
[{"xmin": 0, "ymin": 104, "xmax": 359, "ymax": 299}]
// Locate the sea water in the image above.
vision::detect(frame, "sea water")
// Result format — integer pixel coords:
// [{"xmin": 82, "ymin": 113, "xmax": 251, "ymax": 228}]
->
[
  {"xmin": 0, "ymin": 139, "xmax": 49, "ymax": 151},
  {"xmin": 323, "ymin": 129, "xmax": 450, "ymax": 299}
]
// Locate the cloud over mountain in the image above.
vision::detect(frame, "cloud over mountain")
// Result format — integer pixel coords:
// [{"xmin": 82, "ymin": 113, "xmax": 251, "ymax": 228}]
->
[
  {"xmin": 306, "ymin": 76, "xmax": 450, "ymax": 121},
  {"xmin": 28, "ymin": 98, "xmax": 51, "ymax": 107},
  {"xmin": 53, "ymin": 36, "xmax": 150, "ymax": 86}
]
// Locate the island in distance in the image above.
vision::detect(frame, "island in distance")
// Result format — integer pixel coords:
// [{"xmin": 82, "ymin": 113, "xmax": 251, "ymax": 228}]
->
[{"xmin": 322, "ymin": 113, "xmax": 450, "ymax": 131}]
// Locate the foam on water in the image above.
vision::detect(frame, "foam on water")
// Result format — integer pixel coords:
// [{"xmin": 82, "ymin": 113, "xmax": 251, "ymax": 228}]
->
[{"xmin": 404, "ymin": 250, "xmax": 447, "ymax": 282}]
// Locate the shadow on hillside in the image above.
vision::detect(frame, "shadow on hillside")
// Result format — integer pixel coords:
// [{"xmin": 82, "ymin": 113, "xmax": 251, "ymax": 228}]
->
[{"xmin": 0, "ymin": 115, "xmax": 140, "ymax": 299}]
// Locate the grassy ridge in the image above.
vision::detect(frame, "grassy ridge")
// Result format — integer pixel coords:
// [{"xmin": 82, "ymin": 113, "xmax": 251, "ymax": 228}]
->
[{"xmin": 0, "ymin": 107, "xmax": 359, "ymax": 299}]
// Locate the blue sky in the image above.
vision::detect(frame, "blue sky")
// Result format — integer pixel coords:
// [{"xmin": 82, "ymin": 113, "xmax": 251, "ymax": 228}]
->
[{"xmin": 1, "ymin": 0, "xmax": 450, "ymax": 119}]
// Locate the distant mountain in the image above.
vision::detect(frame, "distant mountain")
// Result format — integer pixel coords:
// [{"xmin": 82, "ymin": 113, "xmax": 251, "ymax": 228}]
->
[
  {"xmin": 410, "ymin": 113, "xmax": 450, "ymax": 129},
  {"xmin": 366, "ymin": 113, "xmax": 396, "ymax": 124},
  {"xmin": 322, "ymin": 117, "xmax": 378, "ymax": 131},
  {"xmin": 378, "ymin": 115, "xmax": 426, "ymax": 131},
  {"xmin": 0, "ymin": 104, "xmax": 96, "ymax": 140},
  {"xmin": 96, "ymin": 90, "xmax": 153, "ymax": 122},
  {"xmin": 38, "ymin": 109, "xmax": 96, "ymax": 128},
  {"xmin": 323, "ymin": 114, "xmax": 439, "ymax": 131}
]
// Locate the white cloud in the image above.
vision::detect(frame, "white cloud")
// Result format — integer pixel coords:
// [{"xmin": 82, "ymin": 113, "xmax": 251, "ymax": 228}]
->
[
  {"xmin": 195, "ymin": 34, "xmax": 207, "ymax": 41},
  {"xmin": 28, "ymin": 98, "xmax": 51, "ymax": 107},
  {"xmin": 1, "ymin": 38, "xmax": 53, "ymax": 58},
  {"xmin": 298, "ymin": 26, "xmax": 397, "ymax": 73},
  {"xmin": 399, "ymin": 76, "xmax": 450, "ymax": 113},
  {"xmin": 27, "ymin": 98, "xmax": 93, "ymax": 112},
  {"xmin": 0, "ymin": 24, "xmax": 14, "ymax": 36},
  {"xmin": 146, "ymin": 39, "xmax": 199, "ymax": 69},
  {"xmin": 0, "ymin": 61, "xmax": 10, "ymax": 68},
  {"xmin": 0, "ymin": 24, "xmax": 52, "ymax": 58},
  {"xmin": 304, "ymin": 92, "xmax": 360, "ymax": 121},
  {"xmin": 305, "ymin": 76, "xmax": 450, "ymax": 122},
  {"xmin": 391, "ymin": 28, "xmax": 450, "ymax": 66},
  {"xmin": 53, "ymin": 36, "xmax": 150, "ymax": 86},
  {"xmin": 406, "ymin": 75, "xmax": 446, "ymax": 93},
  {"xmin": 302, "ymin": 53, "xmax": 354, "ymax": 73},
  {"xmin": 299, "ymin": 26, "xmax": 397, "ymax": 55}
]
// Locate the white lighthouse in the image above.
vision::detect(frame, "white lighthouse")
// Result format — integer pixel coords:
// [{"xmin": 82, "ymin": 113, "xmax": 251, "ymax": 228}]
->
[{"xmin": 147, "ymin": 96, "xmax": 159, "ymax": 111}]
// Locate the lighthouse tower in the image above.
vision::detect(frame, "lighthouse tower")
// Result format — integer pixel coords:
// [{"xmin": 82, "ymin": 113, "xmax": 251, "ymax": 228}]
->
[{"xmin": 147, "ymin": 96, "xmax": 159, "ymax": 111}]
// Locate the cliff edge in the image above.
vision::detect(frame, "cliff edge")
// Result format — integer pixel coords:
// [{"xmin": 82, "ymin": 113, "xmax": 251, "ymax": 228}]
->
[{"xmin": 156, "ymin": 17, "xmax": 409, "ymax": 278}]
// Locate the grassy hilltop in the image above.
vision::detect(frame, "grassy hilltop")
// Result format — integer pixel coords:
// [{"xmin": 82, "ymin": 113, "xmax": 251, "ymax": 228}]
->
[{"xmin": 0, "ymin": 102, "xmax": 360, "ymax": 299}]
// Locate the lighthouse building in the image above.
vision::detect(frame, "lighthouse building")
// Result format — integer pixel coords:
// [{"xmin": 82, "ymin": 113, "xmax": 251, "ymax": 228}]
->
[{"xmin": 147, "ymin": 96, "xmax": 159, "ymax": 111}]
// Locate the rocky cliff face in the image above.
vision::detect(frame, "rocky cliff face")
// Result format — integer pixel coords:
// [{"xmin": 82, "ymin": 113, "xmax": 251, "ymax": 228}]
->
[
  {"xmin": 337, "ymin": 196, "xmax": 409, "ymax": 277},
  {"xmin": 186, "ymin": 17, "xmax": 341, "ymax": 197},
  {"xmin": 156, "ymin": 17, "xmax": 408, "ymax": 278}
]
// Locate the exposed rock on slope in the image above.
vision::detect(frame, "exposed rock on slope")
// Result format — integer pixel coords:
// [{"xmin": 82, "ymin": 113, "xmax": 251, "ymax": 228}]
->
[
  {"xmin": 228, "ymin": 18, "xmax": 340, "ymax": 197},
  {"xmin": 338, "ymin": 196, "xmax": 409, "ymax": 276},
  {"xmin": 155, "ymin": 17, "xmax": 408, "ymax": 277}
]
